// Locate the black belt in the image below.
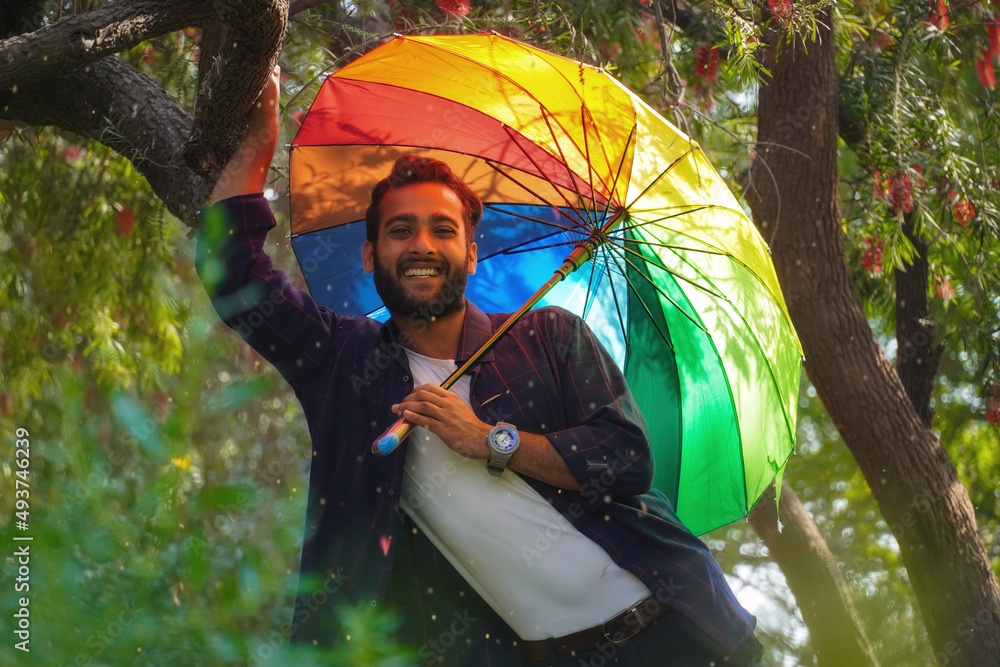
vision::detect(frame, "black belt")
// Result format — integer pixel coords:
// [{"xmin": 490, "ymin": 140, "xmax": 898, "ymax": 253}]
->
[{"xmin": 520, "ymin": 594, "xmax": 672, "ymax": 663}]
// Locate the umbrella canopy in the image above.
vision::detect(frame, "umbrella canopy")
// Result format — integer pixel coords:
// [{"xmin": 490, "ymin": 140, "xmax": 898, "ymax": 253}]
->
[{"xmin": 289, "ymin": 33, "xmax": 802, "ymax": 535}]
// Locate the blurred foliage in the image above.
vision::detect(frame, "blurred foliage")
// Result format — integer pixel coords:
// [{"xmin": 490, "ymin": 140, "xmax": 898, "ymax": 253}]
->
[{"xmin": 1, "ymin": 0, "xmax": 999, "ymax": 665}]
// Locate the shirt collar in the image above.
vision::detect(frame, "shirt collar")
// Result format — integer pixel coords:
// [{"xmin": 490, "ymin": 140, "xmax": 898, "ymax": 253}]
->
[{"xmin": 379, "ymin": 298, "xmax": 496, "ymax": 366}]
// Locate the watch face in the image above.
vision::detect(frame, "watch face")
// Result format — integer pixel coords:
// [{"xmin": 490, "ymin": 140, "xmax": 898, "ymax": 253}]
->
[{"xmin": 493, "ymin": 428, "xmax": 517, "ymax": 452}]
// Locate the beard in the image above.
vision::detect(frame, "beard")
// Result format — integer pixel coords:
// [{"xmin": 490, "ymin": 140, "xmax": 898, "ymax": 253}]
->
[{"xmin": 372, "ymin": 250, "xmax": 470, "ymax": 321}]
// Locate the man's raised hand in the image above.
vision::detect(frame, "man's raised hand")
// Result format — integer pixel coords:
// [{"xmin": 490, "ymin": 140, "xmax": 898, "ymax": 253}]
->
[{"xmin": 208, "ymin": 65, "xmax": 282, "ymax": 204}]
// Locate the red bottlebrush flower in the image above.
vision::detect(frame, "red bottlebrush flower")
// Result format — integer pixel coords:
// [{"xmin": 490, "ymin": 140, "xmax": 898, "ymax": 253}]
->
[
  {"xmin": 976, "ymin": 50, "xmax": 997, "ymax": 89},
  {"xmin": 861, "ymin": 236, "xmax": 884, "ymax": 275},
  {"xmin": 117, "ymin": 206, "xmax": 134, "ymax": 237},
  {"xmin": 768, "ymin": 0, "xmax": 794, "ymax": 22},
  {"xmin": 54, "ymin": 312, "xmax": 67, "ymax": 329},
  {"xmin": 888, "ymin": 172, "xmax": 913, "ymax": 213},
  {"xmin": 928, "ymin": 0, "xmax": 949, "ymax": 30},
  {"xmin": 435, "ymin": 0, "xmax": 471, "ymax": 17},
  {"xmin": 141, "ymin": 45, "xmax": 156, "ymax": 64},
  {"xmin": 952, "ymin": 198, "xmax": 974, "ymax": 225},
  {"xmin": 934, "ymin": 277, "xmax": 955, "ymax": 301},
  {"xmin": 872, "ymin": 170, "xmax": 889, "ymax": 200},
  {"xmin": 694, "ymin": 46, "xmax": 719, "ymax": 83},
  {"xmin": 912, "ymin": 163, "xmax": 926, "ymax": 187},
  {"xmin": 988, "ymin": 386, "xmax": 1000, "ymax": 424},
  {"xmin": 60, "ymin": 146, "xmax": 83, "ymax": 161},
  {"xmin": 873, "ymin": 30, "xmax": 893, "ymax": 50},
  {"xmin": 292, "ymin": 109, "xmax": 305, "ymax": 128},
  {"xmin": 989, "ymin": 18, "xmax": 1000, "ymax": 58},
  {"xmin": 0, "ymin": 392, "xmax": 10, "ymax": 418},
  {"xmin": 707, "ymin": 47, "xmax": 719, "ymax": 82},
  {"xmin": 695, "ymin": 45, "xmax": 708, "ymax": 80}
]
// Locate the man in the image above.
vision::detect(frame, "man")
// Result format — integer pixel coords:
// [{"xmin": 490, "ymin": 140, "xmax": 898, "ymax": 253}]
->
[{"xmin": 198, "ymin": 67, "xmax": 764, "ymax": 666}]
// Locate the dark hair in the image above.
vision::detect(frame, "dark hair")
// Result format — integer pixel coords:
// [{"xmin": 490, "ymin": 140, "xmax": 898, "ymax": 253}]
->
[{"xmin": 365, "ymin": 155, "xmax": 483, "ymax": 245}]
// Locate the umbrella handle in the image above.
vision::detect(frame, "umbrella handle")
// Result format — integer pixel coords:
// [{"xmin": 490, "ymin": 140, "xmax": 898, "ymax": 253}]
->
[{"xmin": 372, "ymin": 417, "xmax": 414, "ymax": 456}]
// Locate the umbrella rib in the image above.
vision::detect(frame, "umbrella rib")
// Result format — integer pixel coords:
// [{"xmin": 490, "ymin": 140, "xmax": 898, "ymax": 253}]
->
[
  {"xmin": 622, "ymin": 146, "xmax": 697, "ymax": 212},
  {"xmin": 581, "ymin": 239, "xmax": 604, "ymax": 319},
  {"xmin": 400, "ymin": 34, "xmax": 616, "ymax": 194},
  {"xmin": 482, "ymin": 159, "xmax": 589, "ymax": 230},
  {"xmin": 618, "ymin": 238, "xmax": 800, "ymax": 445},
  {"xmin": 598, "ymin": 243, "xmax": 633, "ymax": 362},
  {"xmin": 607, "ymin": 238, "xmax": 728, "ymax": 301},
  {"xmin": 612, "ymin": 206, "xmax": 712, "ymax": 237},
  {"xmin": 492, "ymin": 240, "xmax": 579, "ymax": 257},
  {"xmin": 604, "ymin": 245, "xmax": 676, "ymax": 351},
  {"xmin": 580, "ymin": 105, "xmax": 601, "ymax": 230},
  {"xmin": 599, "ymin": 123, "xmax": 637, "ymax": 228},
  {"xmin": 615, "ymin": 237, "xmax": 731, "ymax": 257},
  {"xmin": 498, "ymin": 127, "xmax": 592, "ymax": 229},
  {"xmin": 483, "ymin": 202, "xmax": 583, "ymax": 236},
  {"xmin": 540, "ymin": 107, "xmax": 600, "ymax": 233},
  {"xmin": 615, "ymin": 250, "xmax": 709, "ymax": 336}
]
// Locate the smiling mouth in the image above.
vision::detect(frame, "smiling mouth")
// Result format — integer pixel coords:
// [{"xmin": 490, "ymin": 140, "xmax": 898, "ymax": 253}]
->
[{"xmin": 403, "ymin": 267, "xmax": 441, "ymax": 278}]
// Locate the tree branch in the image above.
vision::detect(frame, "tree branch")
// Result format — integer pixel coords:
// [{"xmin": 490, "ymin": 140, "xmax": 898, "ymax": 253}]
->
[
  {"xmin": 0, "ymin": 0, "xmax": 288, "ymax": 222},
  {"xmin": 184, "ymin": 0, "xmax": 288, "ymax": 175},
  {"xmin": 0, "ymin": 57, "xmax": 209, "ymax": 225},
  {"xmin": 0, "ymin": 0, "xmax": 241, "ymax": 94},
  {"xmin": 750, "ymin": 481, "xmax": 880, "ymax": 666}
]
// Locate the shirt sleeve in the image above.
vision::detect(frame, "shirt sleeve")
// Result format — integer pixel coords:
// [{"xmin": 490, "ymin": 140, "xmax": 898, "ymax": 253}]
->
[
  {"xmin": 539, "ymin": 308, "xmax": 654, "ymax": 508},
  {"xmin": 195, "ymin": 193, "xmax": 340, "ymax": 390}
]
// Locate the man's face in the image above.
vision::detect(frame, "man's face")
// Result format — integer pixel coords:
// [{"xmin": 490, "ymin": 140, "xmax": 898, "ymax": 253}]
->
[{"xmin": 362, "ymin": 182, "xmax": 478, "ymax": 321}]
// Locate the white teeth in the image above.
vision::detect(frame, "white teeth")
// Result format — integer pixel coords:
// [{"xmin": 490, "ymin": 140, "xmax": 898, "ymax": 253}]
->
[{"xmin": 405, "ymin": 268, "xmax": 439, "ymax": 277}]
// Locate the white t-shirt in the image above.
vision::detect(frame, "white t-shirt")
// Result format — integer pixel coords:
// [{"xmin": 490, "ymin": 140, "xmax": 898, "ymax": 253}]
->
[{"xmin": 398, "ymin": 349, "xmax": 650, "ymax": 640}]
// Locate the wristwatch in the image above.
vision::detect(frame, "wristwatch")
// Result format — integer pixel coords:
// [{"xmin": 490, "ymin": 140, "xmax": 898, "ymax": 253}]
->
[{"xmin": 486, "ymin": 422, "xmax": 520, "ymax": 477}]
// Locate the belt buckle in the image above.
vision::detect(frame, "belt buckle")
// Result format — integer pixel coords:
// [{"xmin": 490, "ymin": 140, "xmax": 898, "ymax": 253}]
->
[{"xmin": 602, "ymin": 604, "xmax": 646, "ymax": 645}]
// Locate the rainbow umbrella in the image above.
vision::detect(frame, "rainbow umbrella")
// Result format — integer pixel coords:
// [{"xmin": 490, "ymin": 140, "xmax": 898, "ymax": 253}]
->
[{"xmin": 288, "ymin": 33, "xmax": 802, "ymax": 535}]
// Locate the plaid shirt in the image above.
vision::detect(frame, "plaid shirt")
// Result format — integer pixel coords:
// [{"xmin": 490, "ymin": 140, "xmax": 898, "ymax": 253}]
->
[{"xmin": 196, "ymin": 194, "xmax": 756, "ymax": 661}]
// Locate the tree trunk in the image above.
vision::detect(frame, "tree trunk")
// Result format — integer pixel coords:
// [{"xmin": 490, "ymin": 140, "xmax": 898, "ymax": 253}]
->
[
  {"xmin": 895, "ymin": 212, "xmax": 942, "ymax": 427},
  {"xmin": 750, "ymin": 481, "xmax": 879, "ymax": 666},
  {"xmin": 746, "ymin": 10, "xmax": 1000, "ymax": 663}
]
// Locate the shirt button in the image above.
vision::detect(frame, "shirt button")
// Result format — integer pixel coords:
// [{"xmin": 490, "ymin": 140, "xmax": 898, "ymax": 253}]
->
[
  {"xmin": 403, "ymin": 375, "xmax": 410, "ymax": 382},
  {"xmin": 388, "ymin": 489, "xmax": 395, "ymax": 496}
]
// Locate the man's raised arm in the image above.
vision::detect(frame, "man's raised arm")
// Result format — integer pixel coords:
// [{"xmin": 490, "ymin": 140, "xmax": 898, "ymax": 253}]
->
[{"xmin": 196, "ymin": 67, "xmax": 340, "ymax": 390}]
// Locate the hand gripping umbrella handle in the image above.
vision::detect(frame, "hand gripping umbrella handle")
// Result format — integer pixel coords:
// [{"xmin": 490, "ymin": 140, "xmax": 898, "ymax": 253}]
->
[{"xmin": 370, "ymin": 225, "xmax": 617, "ymax": 458}]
